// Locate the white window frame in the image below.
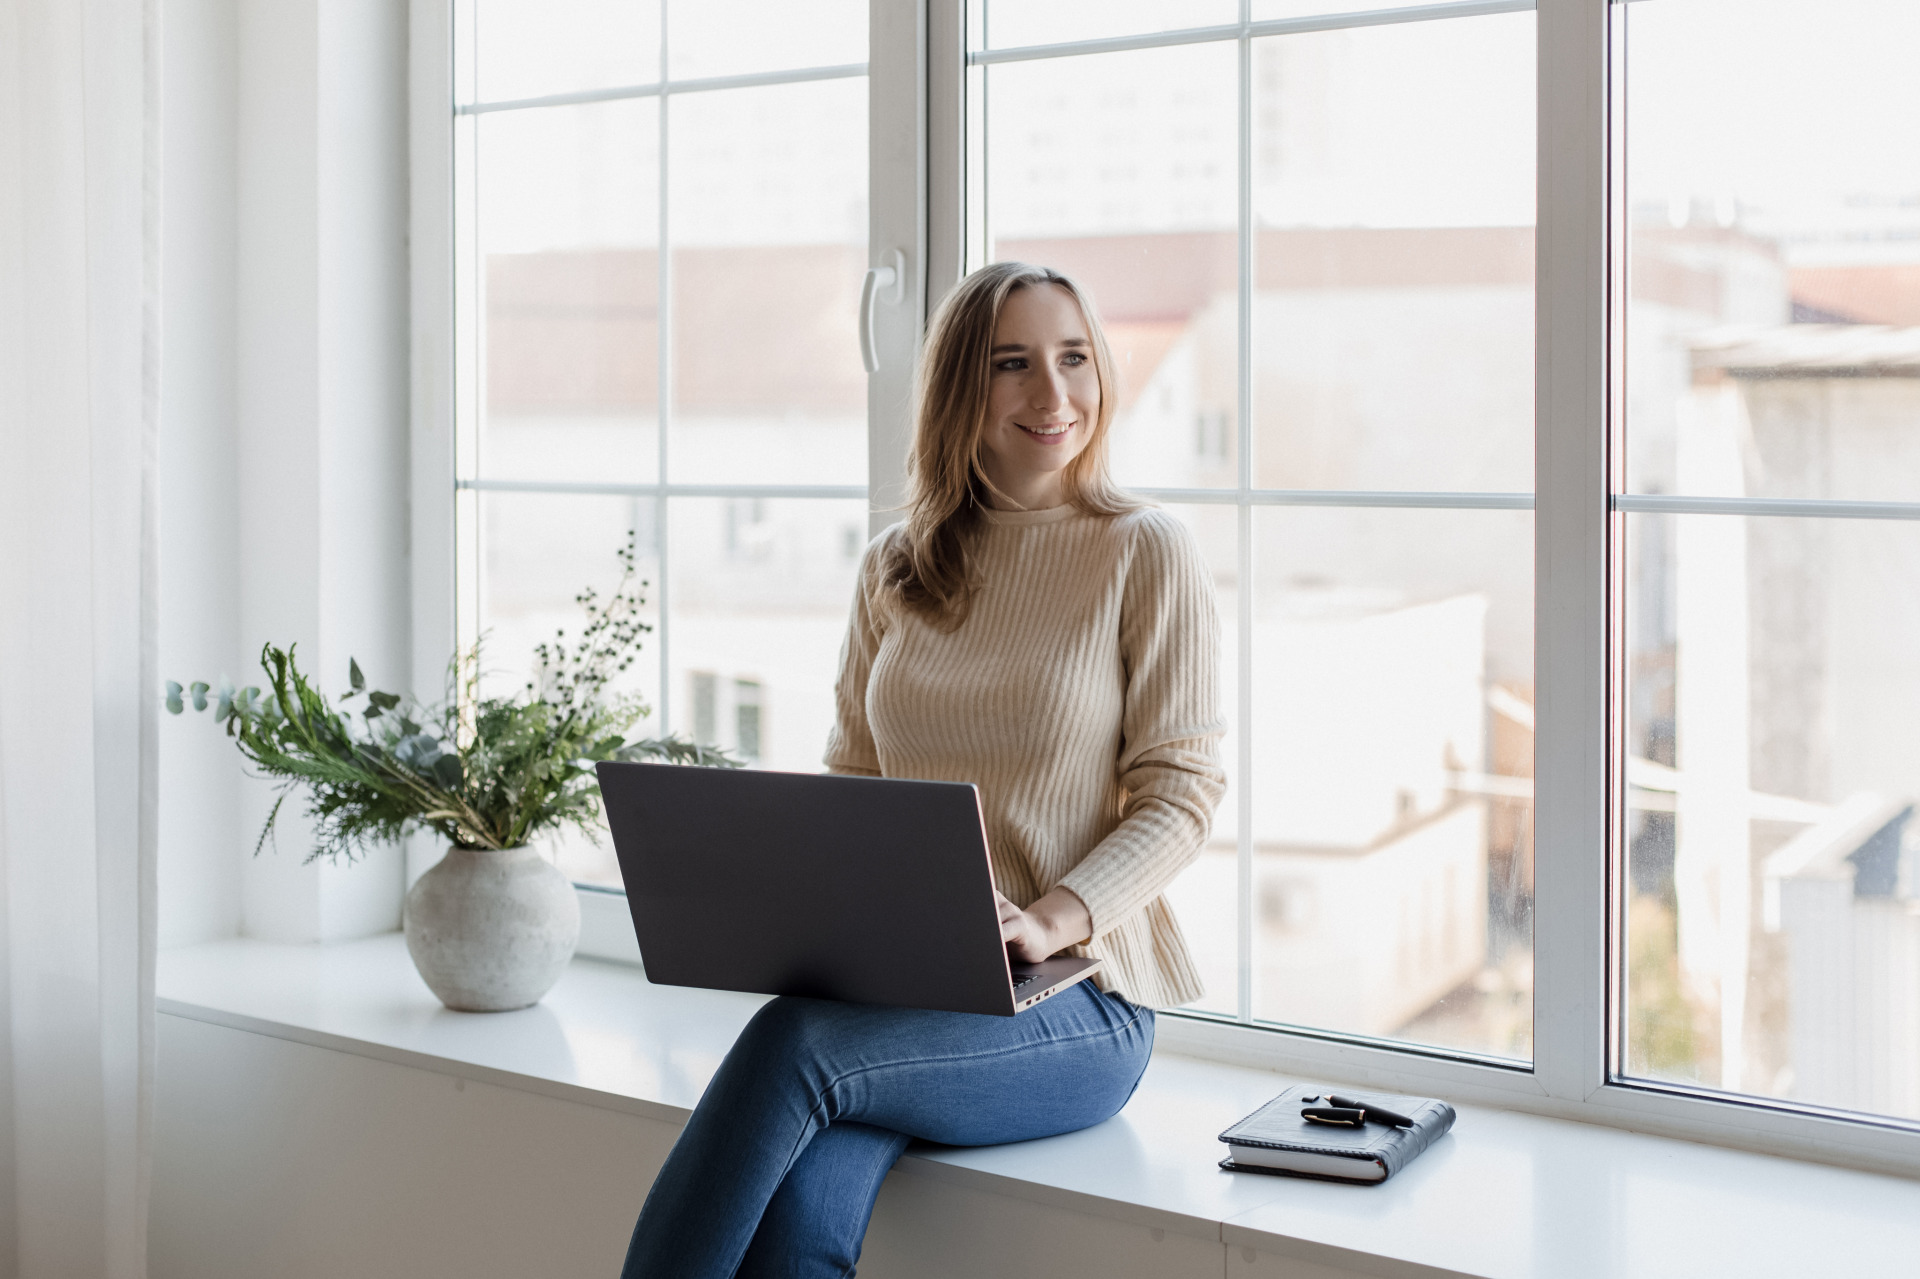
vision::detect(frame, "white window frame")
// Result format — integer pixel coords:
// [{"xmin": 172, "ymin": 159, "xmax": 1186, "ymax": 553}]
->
[{"xmin": 410, "ymin": 0, "xmax": 1920, "ymax": 1175}]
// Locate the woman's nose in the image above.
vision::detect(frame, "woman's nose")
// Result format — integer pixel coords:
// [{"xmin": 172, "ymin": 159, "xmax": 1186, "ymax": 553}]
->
[{"xmin": 1031, "ymin": 365, "xmax": 1068, "ymax": 409}]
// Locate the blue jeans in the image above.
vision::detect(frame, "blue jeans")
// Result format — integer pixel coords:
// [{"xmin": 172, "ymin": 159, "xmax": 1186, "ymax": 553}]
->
[{"xmin": 620, "ymin": 982, "xmax": 1154, "ymax": 1278}]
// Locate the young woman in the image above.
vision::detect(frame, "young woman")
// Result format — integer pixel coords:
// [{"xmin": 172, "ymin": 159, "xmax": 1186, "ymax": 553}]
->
[{"xmin": 619, "ymin": 261, "xmax": 1225, "ymax": 1278}]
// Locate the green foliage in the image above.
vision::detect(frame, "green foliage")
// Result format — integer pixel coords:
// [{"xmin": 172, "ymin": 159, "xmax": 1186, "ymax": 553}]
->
[{"xmin": 165, "ymin": 532, "xmax": 736, "ymax": 863}]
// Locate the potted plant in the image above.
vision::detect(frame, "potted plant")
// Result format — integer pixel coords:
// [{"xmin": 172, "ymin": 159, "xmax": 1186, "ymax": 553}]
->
[{"xmin": 167, "ymin": 535, "xmax": 733, "ymax": 1011}]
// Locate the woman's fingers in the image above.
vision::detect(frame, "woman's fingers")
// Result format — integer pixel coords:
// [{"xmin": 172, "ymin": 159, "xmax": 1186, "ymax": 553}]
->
[
  {"xmin": 994, "ymin": 891, "xmax": 1022, "ymax": 940},
  {"xmin": 995, "ymin": 891, "xmax": 1034, "ymax": 948}
]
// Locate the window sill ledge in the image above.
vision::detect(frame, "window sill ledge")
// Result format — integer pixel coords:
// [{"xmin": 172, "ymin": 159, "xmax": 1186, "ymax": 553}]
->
[{"xmin": 158, "ymin": 935, "xmax": 1920, "ymax": 1279}]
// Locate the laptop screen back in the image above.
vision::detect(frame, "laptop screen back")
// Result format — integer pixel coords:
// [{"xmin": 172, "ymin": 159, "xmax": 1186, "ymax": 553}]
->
[{"xmin": 596, "ymin": 763, "xmax": 1019, "ymax": 1015}]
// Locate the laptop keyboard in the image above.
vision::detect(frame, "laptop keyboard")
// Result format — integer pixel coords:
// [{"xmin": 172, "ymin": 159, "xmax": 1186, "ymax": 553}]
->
[{"xmin": 1011, "ymin": 974, "xmax": 1042, "ymax": 990}]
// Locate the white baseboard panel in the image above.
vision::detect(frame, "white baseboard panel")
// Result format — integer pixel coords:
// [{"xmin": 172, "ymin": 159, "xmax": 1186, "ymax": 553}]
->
[{"xmin": 154, "ymin": 1011, "xmax": 1397, "ymax": 1279}]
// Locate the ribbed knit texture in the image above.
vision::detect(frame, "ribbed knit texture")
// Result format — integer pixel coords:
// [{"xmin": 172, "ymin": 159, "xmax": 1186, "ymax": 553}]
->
[{"xmin": 823, "ymin": 504, "xmax": 1227, "ymax": 1009}]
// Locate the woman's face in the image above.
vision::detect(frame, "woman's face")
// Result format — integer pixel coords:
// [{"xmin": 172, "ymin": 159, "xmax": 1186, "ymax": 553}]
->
[{"xmin": 979, "ymin": 283, "xmax": 1101, "ymax": 509}]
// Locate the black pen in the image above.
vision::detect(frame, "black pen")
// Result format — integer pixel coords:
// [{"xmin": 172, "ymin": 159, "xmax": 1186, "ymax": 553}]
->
[
  {"xmin": 1328, "ymin": 1094, "xmax": 1415, "ymax": 1128},
  {"xmin": 1300, "ymin": 1105, "xmax": 1366, "ymax": 1126}
]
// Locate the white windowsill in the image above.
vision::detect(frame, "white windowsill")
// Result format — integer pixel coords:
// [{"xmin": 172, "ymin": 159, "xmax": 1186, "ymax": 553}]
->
[{"xmin": 157, "ymin": 934, "xmax": 1920, "ymax": 1279}]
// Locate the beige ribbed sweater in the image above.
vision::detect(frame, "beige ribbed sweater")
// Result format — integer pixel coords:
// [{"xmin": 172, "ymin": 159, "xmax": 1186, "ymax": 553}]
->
[{"xmin": 823, "ymin": 504, "xmax": 1227, "ymax": 1009}]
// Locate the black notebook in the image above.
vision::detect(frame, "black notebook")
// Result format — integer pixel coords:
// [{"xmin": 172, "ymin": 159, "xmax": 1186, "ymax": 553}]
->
[{"xmin": 1218, "ymin": 1083, "xmax": 1456, "ymax": 1184}]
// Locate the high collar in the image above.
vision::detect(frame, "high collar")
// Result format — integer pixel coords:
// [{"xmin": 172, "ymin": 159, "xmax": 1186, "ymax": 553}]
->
[{"xmin": 979, "ymin": 503, "xmax": 1082, "ymax": 527}]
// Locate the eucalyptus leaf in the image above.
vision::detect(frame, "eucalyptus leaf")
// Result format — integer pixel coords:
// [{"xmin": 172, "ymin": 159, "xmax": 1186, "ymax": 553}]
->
[{"xmin": 164, "ymin": 531, "xmax": 738, "ymax": 865}]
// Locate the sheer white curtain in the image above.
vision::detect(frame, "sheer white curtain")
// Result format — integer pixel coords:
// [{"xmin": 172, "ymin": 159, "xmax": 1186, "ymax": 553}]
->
[{"xmin": 0, "ymin": 0, "xmax": 160, "ymax": 1275}]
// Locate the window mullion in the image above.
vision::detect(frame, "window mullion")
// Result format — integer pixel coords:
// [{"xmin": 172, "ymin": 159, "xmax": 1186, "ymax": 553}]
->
[
  {"xmin": 926, "ymin": 0, "xmax": 966, "ymax": 315},
  {"xmin": 1234, "ymin": 0, "xmax": 1254, "ymax": 1026},
  {"xmin": 409, "ymin": 0, "xmax": 458, "ymax": 705},
  {"xmin": 657, "ymin": 1, "xmax": 674, "ymax": 736},
  {"xmin": 1531, "ymin": 0, "xmax": 1613, "ymax": 1104},
  {"xmin": 866, "ymin": 0, "xmax": 931, "ymax": 536}
]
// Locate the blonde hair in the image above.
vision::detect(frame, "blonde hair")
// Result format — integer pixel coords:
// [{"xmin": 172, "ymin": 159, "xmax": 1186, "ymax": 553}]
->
[{"xmin": 881, "ymin": 261, "xmax": 1141, "ymax": 627}]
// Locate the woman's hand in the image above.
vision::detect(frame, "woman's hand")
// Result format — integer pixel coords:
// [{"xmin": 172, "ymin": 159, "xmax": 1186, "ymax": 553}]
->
[{"xmin": 994, "ymin": 887, "xmax": 1093, "ymax": 965}]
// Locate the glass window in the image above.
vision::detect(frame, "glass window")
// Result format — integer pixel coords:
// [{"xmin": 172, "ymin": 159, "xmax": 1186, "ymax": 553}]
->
[
  {"xmin": 439, "ymin": 0, "xmax": 1920, "ymax": 1148},
  {"xmin": 666, "ymin": 78, "xmax": 867, "ymax": 488},
  {"xmin": 1619, "ymin": 0, "xmax": 1920, "ymax": 1122},
  {"xmin": 1251, "ymin": 15, "xmax": 1535, "ymax": 493},
  {"xmin": 970, "ymin": 0, "xmax": 1536, "ymax": 1058},
  {"xmin": 473, "ymin": 98, "xmax": 661, "ymax": 486},
  {"xmin": 665, "ymin": 496, "xmax": 867, "ymax": 771},
  {"xmin": 972, "ymin": 0, "xmax": 1238, "ymax": 51},
  {"xmin": 975, "ymin": 38, "xmax": 1240, "ymax": 492},
  {"xmin": 691, "ymin": 671, "xmax": 718, "ymax": 746},
  {"xmin": 667, "ymin": 0, "xmax": 865, "ymax": 80},
  {"xmin": 467, "ymin": 0, "xmax": 660, "ymax": 104},
  {"xmin": 455, "ymin": 0, "xmax": 868, "ymax": 888}
]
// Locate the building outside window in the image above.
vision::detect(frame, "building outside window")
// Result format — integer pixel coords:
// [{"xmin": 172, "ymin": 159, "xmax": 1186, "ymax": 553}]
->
[
  {"xmin": 968, "ymin": 0, "xmax": 1538, "ymax": 1060},
  {"xmin": 1617, "ymin": 0, "xmax": 1920, "ymax": 1121},
  {"xmin": 454, "ymin": 0, "xmax": 869, "ymax": 887},
  {"xmin": 444, "ymin": 0, "xmax": 1920, "ymax": 1152},
  {"xmin": 690, "ymin": 670, "xmax": 718, "ymax": 748},
  {"xmin": 735, "ymin": 678, "xmax": 765, "ymax": 762}
]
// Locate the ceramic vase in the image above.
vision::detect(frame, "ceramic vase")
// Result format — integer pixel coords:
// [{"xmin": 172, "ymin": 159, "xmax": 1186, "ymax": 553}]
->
[{"xmin": 403, "ymin": 845, "xmax": 581, "ymax": 1012}]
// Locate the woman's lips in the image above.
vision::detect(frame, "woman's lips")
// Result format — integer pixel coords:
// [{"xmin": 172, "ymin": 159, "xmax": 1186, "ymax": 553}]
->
[{"xmin": 1018, "ymin": 421, "xmax": 1074, "ymax": 442}]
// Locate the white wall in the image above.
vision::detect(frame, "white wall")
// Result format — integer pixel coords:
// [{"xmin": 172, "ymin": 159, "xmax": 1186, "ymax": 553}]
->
[
  {"xmin": 158, "ymin": 0, "xmax": 243, "ymax": 946},
  {"xmin": 151, "ymin": 1016, "xmax": 677, "ymax": 1277},
  {"xmin": 152, "ymin": 1015, "xmax": 1361, "ymax": 1279},
  {"xmin": 158, "ymin": 0, "xmax": 413, "ymax": 946}
]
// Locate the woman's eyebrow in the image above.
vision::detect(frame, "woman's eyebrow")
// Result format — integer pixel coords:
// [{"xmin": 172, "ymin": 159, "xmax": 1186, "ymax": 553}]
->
[{"xmin": 989, "ymin": 336, "xmax": 1090, "ymax": 354}]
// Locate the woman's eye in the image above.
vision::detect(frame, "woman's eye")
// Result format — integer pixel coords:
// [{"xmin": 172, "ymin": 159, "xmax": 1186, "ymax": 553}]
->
[
  {"xmin": 1061, "ymin": 352, "xmax": 1087, "ymax": 367},
  {"xmin": 994, "ymin": 358, "xmax": 1028, "ymax": 372}
]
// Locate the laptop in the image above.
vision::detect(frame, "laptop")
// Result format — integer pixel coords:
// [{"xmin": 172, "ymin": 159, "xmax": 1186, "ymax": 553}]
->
[{"xmin": 595, "ymin": 762, "xmax": 1103, "ymax": 1017}]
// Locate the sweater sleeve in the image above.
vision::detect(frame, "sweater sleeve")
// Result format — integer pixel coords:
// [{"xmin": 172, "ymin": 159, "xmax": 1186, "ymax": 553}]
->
[
  {"xmin": 1059, "ymin": 512, "xmax": 1227, "ymax": 937},
  {"xmin": 821, "ymin": 532, "xmax": 889, "ymax": 777}
]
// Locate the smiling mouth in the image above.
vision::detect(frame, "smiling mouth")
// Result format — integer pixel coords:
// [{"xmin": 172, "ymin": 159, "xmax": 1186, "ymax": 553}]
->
[{"xmin": 1018, "ymin": 421, "xmax": 1074, "ymax": 440}]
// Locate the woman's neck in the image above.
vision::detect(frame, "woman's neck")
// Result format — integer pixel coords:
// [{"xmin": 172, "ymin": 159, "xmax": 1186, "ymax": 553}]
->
[{"xmin": 981, "ymin": 470, "xmax": 1066, "ymax": 512}]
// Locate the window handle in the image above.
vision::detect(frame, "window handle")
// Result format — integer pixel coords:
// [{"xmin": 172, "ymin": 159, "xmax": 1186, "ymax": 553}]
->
[{"xmin": 859, "ymin": 249, "xmax": 906, "ymax": 374}]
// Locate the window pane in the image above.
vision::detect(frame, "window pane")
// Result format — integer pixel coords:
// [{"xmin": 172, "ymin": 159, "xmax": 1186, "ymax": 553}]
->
[
  {"xmin": 476, "ymin": 491, "xmax": 665, "ymax": 889},
  {"xmin": 1623, "ymin": 512, "xmax": 1920, "ymax": 1121},
  {"xmin": 667, "ymin": 78, "xmax": 867, "ymax": 486},
  {"xmin": 478, "ymin": 101, "xmax": 660, "ymax": 484},
  {"xmin": 975, "ymin": 0, "xmax": 1237, "ymax": 50},
  {"xmin": 664, "ymin": 498, "xmax": 868, "ymax": 774},
  {"xmin": 1154, "ymin": 504, "xmax": 1242, "ymax": 1019},
  {"xmin": 1625, "ymin": 0, "xmax": 1920, "ymax": 501},
  {"xmin": 1252, "ymin": 13, "xmax": 1535, "ymax": 492},
  {"xmin": 471, "ymin": 0, "xmax": 659, "ymax": 104},
  {"xmin": 1251, "ymin": 506, "xmax": 1534, "ymax": 1060},
  {"xmin": 981, "ymin": 42, "xmax": 1239, "ymax": 491},
  {"xmin": 667, "ymin": 0, "xmax": 865, "ymax": 81},
  {"xmin": 1250, "ymin": 0, "xmax": 1409, "ymax": 21}
]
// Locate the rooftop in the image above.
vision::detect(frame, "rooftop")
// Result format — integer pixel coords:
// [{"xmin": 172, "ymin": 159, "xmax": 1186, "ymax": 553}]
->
[{"xmin": 1691, "ymin": 324, "xmax": 1920, "ymax": 377}]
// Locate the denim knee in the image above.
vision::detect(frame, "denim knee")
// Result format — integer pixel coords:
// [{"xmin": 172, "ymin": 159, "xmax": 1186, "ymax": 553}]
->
[
  {"xmin": 729, "ymin": 996, "xmax": 841, "ymax": 1090},
  {"xmin": 739, "ymin": 996, "xmax": 826, "ymax": 1054}
]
